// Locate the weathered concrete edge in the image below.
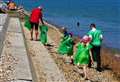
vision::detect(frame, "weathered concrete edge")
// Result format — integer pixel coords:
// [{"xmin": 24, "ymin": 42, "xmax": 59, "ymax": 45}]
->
[
  {"xmin": 19, "ymin": 19, "xmax": 37, "ymax": 82},
  {"xmin": 3, "ymin": 17, "xmax": 32, "ymax": 81},
  {"xmin": 0, "ymin": 14, "xmax": 10, "ymax": 56},
  {"xmin": 21, "ymin": 10, "xmax": 45, "ymax": 82}
]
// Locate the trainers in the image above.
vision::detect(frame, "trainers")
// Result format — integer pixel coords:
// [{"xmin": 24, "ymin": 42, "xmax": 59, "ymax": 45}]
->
[{"xmin": 96, "ymin": 68, "xmax": 102, "ymax": 72}]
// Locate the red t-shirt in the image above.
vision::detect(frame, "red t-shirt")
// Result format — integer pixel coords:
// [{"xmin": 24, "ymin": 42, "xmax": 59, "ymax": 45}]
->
[{"xmin": 30, "ymin": 8, "xmax": 42, "ymax": 23}]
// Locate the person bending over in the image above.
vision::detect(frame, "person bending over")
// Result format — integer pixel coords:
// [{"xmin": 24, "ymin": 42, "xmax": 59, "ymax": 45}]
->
[{"xmin": 30, "ymin": 6, "xmax": 44, "ymax": 41}]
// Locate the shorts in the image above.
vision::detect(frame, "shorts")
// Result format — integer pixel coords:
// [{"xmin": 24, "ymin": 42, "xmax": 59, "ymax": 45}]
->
[{"xmin": 30, "ymin": 22, "xmax": 39, "ymax": 30}]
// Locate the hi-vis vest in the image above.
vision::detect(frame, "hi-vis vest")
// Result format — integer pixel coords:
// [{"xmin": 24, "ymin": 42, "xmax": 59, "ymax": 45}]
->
[{"xmin": 88, "ymin": 29, "xmax": 102, "ymax": 46}]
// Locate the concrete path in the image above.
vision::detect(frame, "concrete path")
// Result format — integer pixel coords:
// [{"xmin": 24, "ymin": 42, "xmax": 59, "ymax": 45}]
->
[
  {"xmin": 22, "ymin": 22, "xmax": 67, "ymax": 82},
  {"xmin": 1, "ymin": 18, "xmax": 32, "ymax": 82},
  {"xmin": 0, "ymin": 14, "xmax": 9, "ymax": 55}
]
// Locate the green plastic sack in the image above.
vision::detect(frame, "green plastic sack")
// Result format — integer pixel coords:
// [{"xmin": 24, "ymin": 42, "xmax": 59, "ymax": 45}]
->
[
  {"xmin": 74, "ymin": 43, "xmax": 93, "ymax": 65},
  {"xmin": 24, "ymin": 15, "xmax": 29, "ymax": 20},
  {"xmin": 39, "ymin": 25, "xmax": 48, "ymax": 44},
  {"xmin": 24, "ymin": 16, "xmax": 31, "ymax": 30},
  {"xmin": 57, "ymin": 36, "xmax": 74, "ymax": 56},
  {"xmin": 73, "ymin": 43, "xmax": 84, "ymax": 65}
]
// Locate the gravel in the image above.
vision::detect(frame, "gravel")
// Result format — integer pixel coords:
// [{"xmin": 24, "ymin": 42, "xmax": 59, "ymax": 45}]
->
[
  {"xmin": 0, "ymin": 32, "xmax": 18, "ymax": 82},
  {"xmin": 46, "ymin": 25, "xmax": 120, "ymax": 82}
]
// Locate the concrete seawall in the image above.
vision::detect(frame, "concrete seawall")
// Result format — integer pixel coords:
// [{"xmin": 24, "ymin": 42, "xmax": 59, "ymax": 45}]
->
[
  {"xmin": 0, "ymin": 14, "xmax": 9, "ymax": 55},
  {"xmin": 0, "ymin": 16, "xmax": 32, "ymax": 82}
]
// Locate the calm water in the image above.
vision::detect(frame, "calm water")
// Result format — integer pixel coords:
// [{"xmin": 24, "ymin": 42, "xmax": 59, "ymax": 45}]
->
[{"xmin": 4, "ymin": 0, "xmax": 120, "ymax": 49}]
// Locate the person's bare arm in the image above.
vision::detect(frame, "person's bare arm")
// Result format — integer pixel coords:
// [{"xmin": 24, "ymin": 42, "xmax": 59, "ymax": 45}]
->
[
  {"xmin": 89, "ymin": 49, "xmax": 94, "ymax": 64},
  {"xmin": 40, "ymin": 17, "xmax": 44, "ymax": 25},
  {"xmin": 100, "ymin": 34, "xmax": 103, "ymax": 40}
]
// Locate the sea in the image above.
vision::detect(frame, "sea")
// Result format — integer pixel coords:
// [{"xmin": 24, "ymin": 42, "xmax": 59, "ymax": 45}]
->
[{"xmin": 4, "ymin": 0, "xmax": 120, "ymax": 50}]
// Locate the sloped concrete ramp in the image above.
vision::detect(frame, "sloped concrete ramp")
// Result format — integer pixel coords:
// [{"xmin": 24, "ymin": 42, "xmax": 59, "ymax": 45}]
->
[
  {"xmin": 22, "ymin": 22, "xmax": 67, "ymax": 82},
  {"xmin": 1, "ymin": 18, "xmax": 32, "ymax": 82}
]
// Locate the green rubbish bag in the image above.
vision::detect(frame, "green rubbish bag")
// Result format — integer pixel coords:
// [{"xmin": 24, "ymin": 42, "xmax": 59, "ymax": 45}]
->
[
  {"xmin": 74, "ymin": 43, "xmax": 93, "ymax": 65},
  {"xmin": 73, "ymin": 43, "xmax": 84, "ymax": 65},
  {"xmin": 24, "ymin": 15, "xmax": 29, "ymax": 20},
  {"xmin": 57, "ymin": 36, "xmax": 69, "ymax": 55},
  {"xmin": 24, "ymin": 16, "xmax": 31, "ymax": 30},
  {"xmin": 39, "ymin": 25, "xmax": 48, "ymax": 44},
  {"xmin": 57, "ymin": 36, "xmax": 74, "ymax": 56}
]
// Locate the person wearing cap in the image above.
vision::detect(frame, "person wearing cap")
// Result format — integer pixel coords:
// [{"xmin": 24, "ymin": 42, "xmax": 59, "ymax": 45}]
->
[
  {"xmin": 57, "ymin": 28, "xmax": 69, "ymax": 56},
  {"xmin": 30, "ymin": 6, "xmax": 44, "ymax": 41},
  {"xmin": 74, "ymin": 35, "xmax": 94, "ymax": 80},
  {"xmin": 62, "ymin": 27, "xmax": 69, "ymax": 37},
  {"xmin": 60, "ymin": 27, "xmax": 69, "ymax": 43},
  {"xmin": 87, "ymin": 23, "xmax": 103, "ymax": 72}
]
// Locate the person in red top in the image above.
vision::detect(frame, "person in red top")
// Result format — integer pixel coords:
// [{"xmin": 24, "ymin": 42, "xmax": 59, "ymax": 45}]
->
[{"xmin": 30, "ymin": 6, "xmax": 44, "ymax": 40}]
